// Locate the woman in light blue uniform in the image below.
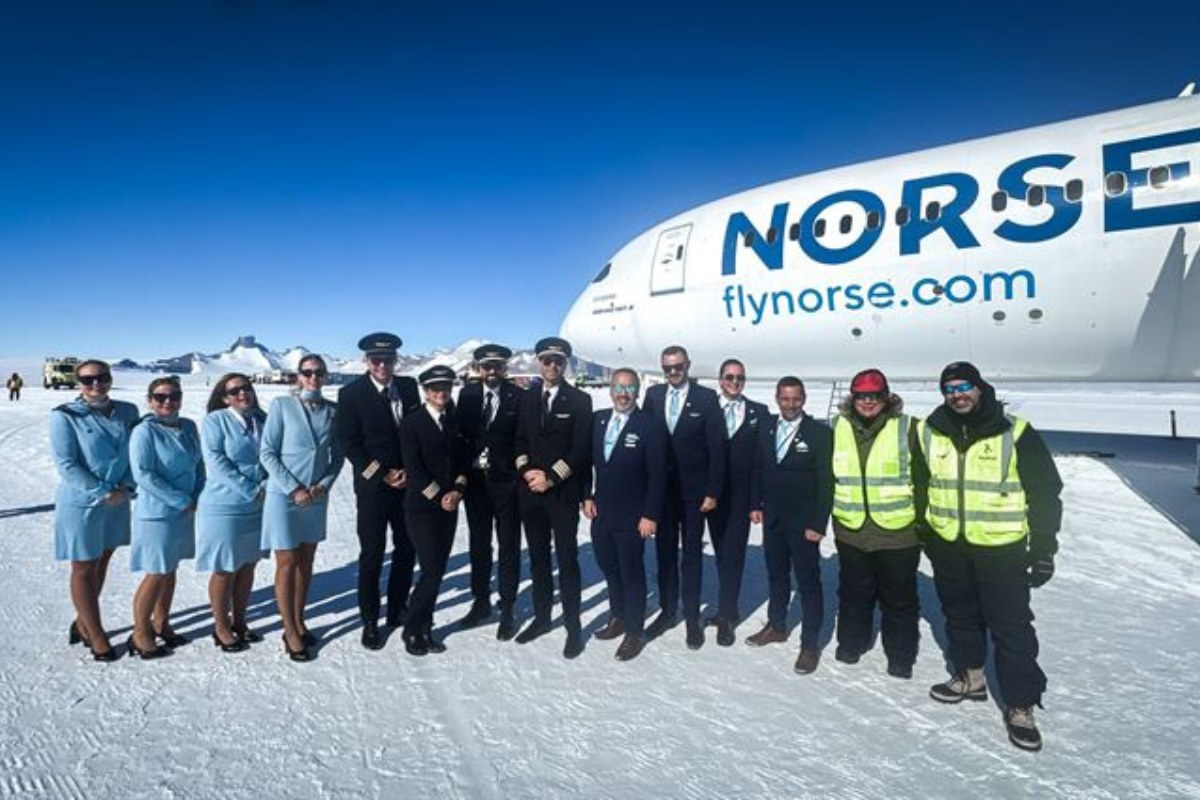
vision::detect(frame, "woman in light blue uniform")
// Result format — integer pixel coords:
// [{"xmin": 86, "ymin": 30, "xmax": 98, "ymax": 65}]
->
[
  {"xmin": 50, "ymin": 359, "xmax": 139, "ymax": 661},
  {"xmin": 128, "ymin": 376, "xmax": 205, "ymax": 659},
  {"xmin": 196, "ymin": 373, "xmax": 267, "ymax": 653},
  {"xmin": 261, "ymin": 354, "xmax": 343, "ymax": 661}
]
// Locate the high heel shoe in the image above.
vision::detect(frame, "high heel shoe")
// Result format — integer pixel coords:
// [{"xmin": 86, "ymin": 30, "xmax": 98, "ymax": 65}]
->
[
  {"xmin": 126, "ymin": 635, "xmax": 171, "ymax": 661},
  {"xmin": 233, "ymin": 626, "xmax": 263, "ymax": 644},
  {"xmin": 212, "ymin": 632, "xmax": 249, "ymax": 653},
  {"xmin": 69, "ymin": 621, "xmax": 92, "ymax": 648},
  {"xmin": 156, "ymin": 630, "xmax": 190, "ymax": 649},
  {"xmin": 89, "ymin": 642, "xmax": 119, "ymax": 662},
  {"xmin": 282, "ymin": 634, "xmax": 311, "ymax": 663}
]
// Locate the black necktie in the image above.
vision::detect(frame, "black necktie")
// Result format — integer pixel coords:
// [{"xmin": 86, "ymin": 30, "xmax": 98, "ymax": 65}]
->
[
  {"xmin": 483, "ymin": 391, "xmax": 494, "ymax": 428},
  {"xmin": 541, "ymin": 390, "xmax": 551, "ymax": 429}
]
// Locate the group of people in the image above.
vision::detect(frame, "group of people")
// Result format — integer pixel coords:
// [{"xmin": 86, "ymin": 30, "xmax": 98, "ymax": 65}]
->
[{"xmin": 51, "ymin": 335, "xmax": 1063, "ymax": 753}]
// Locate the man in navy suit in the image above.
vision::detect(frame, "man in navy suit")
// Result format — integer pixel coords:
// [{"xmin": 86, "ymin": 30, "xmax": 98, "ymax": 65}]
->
[
  {"xmin": 642, "ymin": 345, "xmax": 726, "ymax": 649},
  {"xmin": 336, "ymin": 332, "xmax": 422, "ymax": 650},
  {"xmin": 583, "ymin": 369, "xmax": 667, "ymax": 662},
  {"xmin": 705, "ymin": 358, "xmax": 768, "ymax": 646},
  {"xmin": 513, "ymin": 337, "xmax": 593, "ymax": 659},
  {"xmin": 456, "ymin": 343, "xmax": 524, "ymax": 639},
  {"xmin": 749, "ymin": 376, "xmax": 834, "ymax": 675}
]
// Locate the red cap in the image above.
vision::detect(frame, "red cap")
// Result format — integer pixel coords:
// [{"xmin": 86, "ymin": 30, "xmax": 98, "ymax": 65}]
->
[{"xmin": 850, "ymin": 369, "xmax": 888, "ymax": 394}]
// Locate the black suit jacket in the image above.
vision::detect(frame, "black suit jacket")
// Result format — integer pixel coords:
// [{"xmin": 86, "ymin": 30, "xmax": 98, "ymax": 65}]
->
[
  {"xmin": 457, "ymin": 381, "xmax": 523, "ymax": 483},
  {"xmin": 336, "ymin": 374, "xmax": 422, "ymax": 493},
  {"xmin": 587, "ymin": 407, "xmax": 668, "ymax": 530},
  {"xmin": 644, "ymin": 380, "xmax": 726, "ymax": 501},
  {"xmin": 399, "ymin": 406, "xmax": 469, "ymax": 512},
  {"xmin": 514, "ymin": 381, "xmax": 592, "ymax": 503},
  {"xmin": 751, "ymin": 413, "xmax": 834, "ymax": 535}
]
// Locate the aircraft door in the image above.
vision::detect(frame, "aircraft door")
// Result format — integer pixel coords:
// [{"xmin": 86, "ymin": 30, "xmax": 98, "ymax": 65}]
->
[{"xmin": 650, "ymin": 224, "xmax": 691, "ymax": 295}]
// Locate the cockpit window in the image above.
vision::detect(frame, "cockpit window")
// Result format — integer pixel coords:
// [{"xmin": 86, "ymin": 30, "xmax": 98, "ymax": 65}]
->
[{"xmin": 592, "ymin": 263, "xmax": 612, "ymax": 283}]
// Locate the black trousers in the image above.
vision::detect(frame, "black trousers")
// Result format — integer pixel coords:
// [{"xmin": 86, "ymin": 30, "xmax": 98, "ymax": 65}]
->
[
  {"xmin": 708, "ymin": 475, "xmax": 753, "ymax": 622},
  {"xmin": 519, "ymin": 488, "xmax": 581, "ymax": 631},
  {"xmin": 403, "ymin": 507, "xmax": 457, "ymax": 635},
  {"xmin": 923, "ymin": 535, "xmax": 1046, "ymax": 707},
  {"xmin": 834, "ymin": 539, "xmax": 921, "ymax": 666},
  {"xmin": 655, "ymin": 489, "xmax": 709, "ymax": 624},
  {"xmin": 464, "ymin": 471, "xmax": 521, "ymax": 609},
  {"xmin": 763, "ymin": 527, "xmax": 824, "ymax": 648},
  {"xmin": 592, "ymin": 520, "xmax": 647, "ymax": 637},
  {"xmin": 355, "ymin": 486, "xmax": 415, "ymax": 623}
]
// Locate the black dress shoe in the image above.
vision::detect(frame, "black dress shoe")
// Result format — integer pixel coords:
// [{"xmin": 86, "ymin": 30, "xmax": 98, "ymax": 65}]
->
[
  {"xmin": 716, "ymin": 619, "xmax": 735, "ymax": 648},
  {"xmin": 386, "ymin": 607, "xmax": 408, "ymax": 629},
  {"xmin": 403, "ymin": 633, "xmax": 430, "ymax": 657},
  {"xmin": 127, "ymin": 636, "xmax": 171, "ymax": 661},
  {"xmin": 563, "ymin": 629, "xmax": 584, "ymax": 660},
  {"xmin": 212, "ymin": 632, "xmax": 249, "ymax": 653},
  {"xmin": 835, "ymin": 647, "xmax": 862, "ymax": 665},
  {"xmin": 686, "ymin": 621, "xmax": 705, "ymax": 650},
  {"xmin": 233, "ymin": 626, "xmax": 263, "ymax": 644},
  {"xmin": 361, "ymin": 622, "xmax": 385, "ymax": 651},
  {"xmin": 458, "ymin": 602, "xmax": 493, "ymax": 630},
  {"xmin": 156, "ymin": 630, "xmax": 189, "ymax": 649},
  {"xmin": 593, "ymin": 617, "xmax": 625, "ymax": 641},
  {"xmin": 515, "ymin": 618, "xmax": 551, "ymax": 645},
  {"xmin": 645, "ymin": 612, "xmax": 678, "ymax": 639},
  {"xmin": 282, "ymin": 634, "xmax": 312, "ymax": 663},
  {"xmin": 426, "ymin": 631, "xmax": 447, "ymax": 654},
  {"xmin": 615, "ymin": 633, "xmax": 645, "ymax": 662},
  {"xmin": 496, "ymin": 610, "xmax": 517, "ymax": 641}
]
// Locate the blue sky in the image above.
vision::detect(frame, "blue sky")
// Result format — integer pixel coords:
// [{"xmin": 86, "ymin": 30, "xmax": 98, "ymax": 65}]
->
[{"xmin": 1, "ymin": 0, "xmax": 1197, "ymax": 360}]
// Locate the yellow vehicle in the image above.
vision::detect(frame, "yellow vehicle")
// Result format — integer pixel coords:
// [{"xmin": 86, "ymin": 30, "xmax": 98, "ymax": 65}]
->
[{"xmin": 43, "ymin": 357, "xmax": 81, "ymax": 390}]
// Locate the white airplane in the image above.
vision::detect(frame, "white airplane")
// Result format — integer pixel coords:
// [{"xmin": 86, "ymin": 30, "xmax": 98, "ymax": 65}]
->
[{"xmin": 561, "ymin": 86, "xmax": 1200, "ymax": 381}]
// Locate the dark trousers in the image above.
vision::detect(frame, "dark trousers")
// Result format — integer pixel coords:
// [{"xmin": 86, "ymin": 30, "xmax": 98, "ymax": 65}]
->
[
  {"xmin": 464, "ymin": 472, "xmax": 521, "ymax": 609},
  {"xmin": 656, "ymin": 489, "xmax": 708, "ymax": 623},
  {"xmin": 763, "ymin": 526, "xmax": 824, "ymax": 648},
  {"xmin": 708, "ymin": 476, "xmax": 752, "ymax": 622},
  {"xmin": 923, "ymin": 535, "xmax": 1046, "ymax": 707},
  {"xmin": 592, "ymin": 520, "xmax": 647, "ymax": 637},
  {"xmin": 403, "ymin": 507, "xmax": 457, "ymax": 635},
  {"xmin": 355, "ymin": 487, "xmax": 415, "ymax": 623},
  {"xmin": 519, "ymin": 489, "xmax": 582, "ymax": 630},
  {"xmin": 835, "ymin": 539, "xmax": 921, "ymax": 666}
]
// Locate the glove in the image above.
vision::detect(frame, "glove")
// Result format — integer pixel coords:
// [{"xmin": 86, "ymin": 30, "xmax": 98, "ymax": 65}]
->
[{"xmin": 1027, "ymin": 554, "xmax": 1055, "ymax": 588}]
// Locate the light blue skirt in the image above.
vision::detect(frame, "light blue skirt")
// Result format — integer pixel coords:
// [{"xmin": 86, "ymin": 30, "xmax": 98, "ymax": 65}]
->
[
  {"xmin": 195, "ymin": 505, "xmax": 265, "ymax": 573},
  {"xmin": 261, "ymin": 493, "xmax": 329, "ymax": 551},
  {"xmin": 54, "ymin": 501, "xmax": 131, "ymax": 562},
  {"xmin": 130, "ymin": 514, "xmax": 196, "ymax": 574}
]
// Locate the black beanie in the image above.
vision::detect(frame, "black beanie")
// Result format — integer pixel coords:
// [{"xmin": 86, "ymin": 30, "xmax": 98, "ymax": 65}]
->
[{"xmin": 939, "ymin": 361, "xmax": 985, "ymax": 388}]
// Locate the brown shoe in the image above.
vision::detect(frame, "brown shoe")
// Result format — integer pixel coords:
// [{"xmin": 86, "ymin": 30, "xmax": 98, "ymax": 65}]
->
[
  {"xmin": 793, "ymin": 647, "xmax": 821, "ymax": 675},
  {"xmin": 745, "ymin": 624, "xmax": 788, "ymax": 647},
  {"xmin": 594, "ymin": 617, "xmax": 625, "ymax": 641},
  {"xmin": 615, "ymin": 634, "xmax": 645, "ymax": 662}
]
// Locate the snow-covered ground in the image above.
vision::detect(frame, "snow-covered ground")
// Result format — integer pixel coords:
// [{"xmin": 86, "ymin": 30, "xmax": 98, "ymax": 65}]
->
[{"xmin": 1, "ymin": 373, "xmax": 1198, "ymax": 799}]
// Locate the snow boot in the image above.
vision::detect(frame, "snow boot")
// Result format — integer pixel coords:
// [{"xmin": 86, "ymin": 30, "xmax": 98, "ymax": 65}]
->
[
  {"xmin": 1004, "ymin": 706, "xmax": 1043, "ymax": 752},
  {"xmin": 929, "ymin": 668, "xmax": 987, "ymax": 703}
]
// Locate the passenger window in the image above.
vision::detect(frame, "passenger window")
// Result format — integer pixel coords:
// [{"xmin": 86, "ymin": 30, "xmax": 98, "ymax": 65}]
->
[
  {"xmin": 743, "ymin": 231, "xmax": 756, "ymax": 247},
  {"xmin": 1027, "ymin": 185, "xmax": 1045, "ymax": 207},
  {"xmin": 814, "ymin": 219, "xmax": 827, "ymax": 238},
  {"xmin": 1104, "ymin": 172, "xmax": 1127, "ymax": 197},
  {"xmin": 925, "ymin": 201, "xmax": 941, "ymax": 222},
  {"xmin": 766, "ymin": 227, "xmax": 777, "ymax": 244},
  {"xmin": 866, "ymin": 210, "xmax": 881, "ymax": 229},
  {"xmin": 1065, "ymin": 179, "xmax": 1083, "ymax": 202},
  {"xmin": 788, "ymin": 222, "xmax": 800, "ymax": 241},
  {"xmin": 895, "ymin": 206, "xmax": 910, "ymax": 226},
  {"xmin": 1149, "ymin": 166, "xmax": 1170, "ymax": 189},
  {"xmin": 991, "ymin": 191, "xmax": 1007, "ymax": 212},
  {"xmin": 839, "ymin": 215, "xmax": 852, "ymax": 234}
]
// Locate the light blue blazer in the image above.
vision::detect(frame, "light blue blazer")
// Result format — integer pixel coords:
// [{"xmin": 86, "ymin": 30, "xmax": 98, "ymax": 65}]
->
[
  {"xmin": 50, "ymin": 398, "xmax": 140, "ymax": 507},
  {"xmin": 260, "ymin": 396, "xmax": 343, "ymax": 497},
  {"xmin": 130, "ymin": 416, "xmax": 206, "ymax": 519},
  {"xmin": 198, "ymin": 408, "xmax": 267, "ymax": 513}
]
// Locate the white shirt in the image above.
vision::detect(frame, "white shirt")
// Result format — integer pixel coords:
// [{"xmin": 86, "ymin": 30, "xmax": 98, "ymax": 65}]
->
[{"xmin": 424, "ymin": 403, "xmax": 446, "ymax": 430}]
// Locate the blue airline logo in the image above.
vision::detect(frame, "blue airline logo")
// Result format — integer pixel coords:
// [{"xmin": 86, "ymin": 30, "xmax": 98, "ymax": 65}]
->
[{"xmin": 721, "ymin": 127, "xmax": 1200, "ymax": 275}]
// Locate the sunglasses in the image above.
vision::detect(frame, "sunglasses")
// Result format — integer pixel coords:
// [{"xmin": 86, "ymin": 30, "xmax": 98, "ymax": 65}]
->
[
  {"xmin": 853, "ymin": 391, "xmax": 885, "ymax": 403},
  {"xmin": 480, "ymin": 362, "xmax": 506, "ymax": 371},
  {"xmin": 151, "ymin": 391, "xmax": 183, "ymax": 404},
  {"xmin": 299, "ymin": 368, "xmax": 328, "ymax": 378},
  {"xmin": 721, "ymin": 374, "xmax": 745, "ymax": 383},
  {"xmin": 368, "ymin": 356, "xmax": 396, "ymax": 367},
  {"xmin": 540, "ymin": 357, "xmax": 565, "ymax": 367},
  {"xmin": 225, "ymin": 384, "xmax": 254, "ymax": 397},
  {"xmin": 941, "ymin": 381, "xmax": 975, "ymax": 395},
  {"xmin": 662, "ymin": 363, "xmax": 687, "ymax": 374},
  {"xmin": 612, "ymin": 385, "xmax": 639, "ymax": 395},
  {"xmin": 79, "ymin": 374, "xmax": 112, "ymax": 387}
]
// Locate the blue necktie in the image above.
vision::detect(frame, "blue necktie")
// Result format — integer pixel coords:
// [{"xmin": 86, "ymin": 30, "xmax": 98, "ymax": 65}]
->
[
  {"xmin": 604, "ymin": 413, "xmax": 625, "ymax": 461},
  {"xmin": 724, "ymin": 401, "xmax": 738, "ymax": 438},
  {"xmin": 667, "ymin": 389, "xmax": 681, "ymax": 433},
  {"xmin": 775, "ymin": 421, "xmax": 795, "ymax": 463}
]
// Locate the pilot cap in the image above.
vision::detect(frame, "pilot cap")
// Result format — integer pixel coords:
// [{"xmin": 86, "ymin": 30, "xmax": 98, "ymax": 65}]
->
[
  {"xmin": 535, "ymin": 337, "xmax": 572, "ymax": 360},
  {"xmin": 358, "ymin": 332, "xmax": 403, "ymax": 357},
  {"xmin": 850, "ymin": 369, "xmax": 889, "ymax": 395},
  {"xmin": 419, "ymin": 364, "xmax": 456, "ymax": 387},
  {"xmin": 474, "ymin": 343, "xmax": 512, "ymax": 364}
]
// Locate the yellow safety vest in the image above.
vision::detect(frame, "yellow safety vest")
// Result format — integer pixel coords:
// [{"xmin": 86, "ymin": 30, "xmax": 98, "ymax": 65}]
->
[
  {"xmin": 832, "ymin": 414, "xmax": 916, "ymax": 530},
  {"xmin": 919, "ymin": 416, "xmax": 1029, "ymax": 546}
]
